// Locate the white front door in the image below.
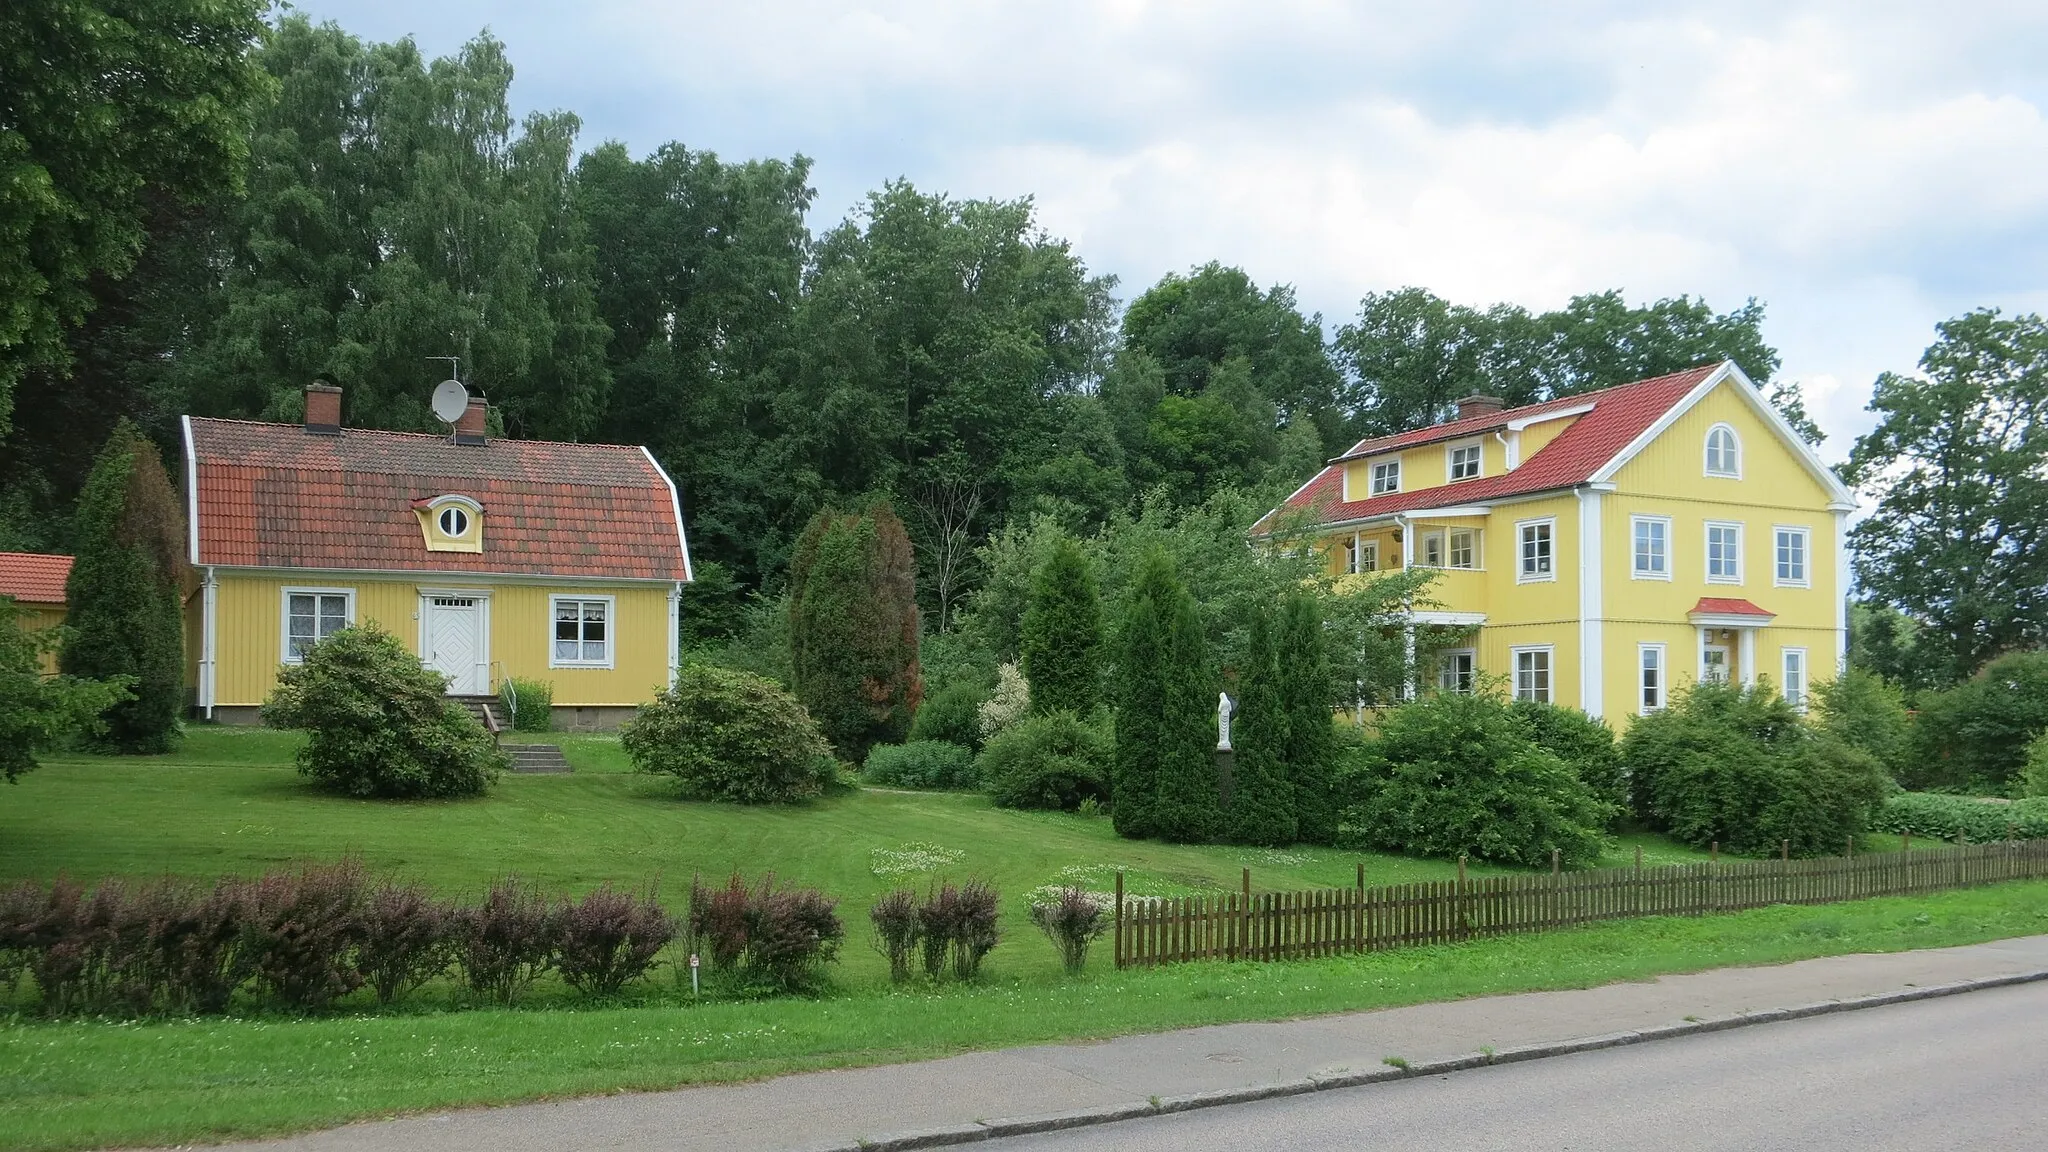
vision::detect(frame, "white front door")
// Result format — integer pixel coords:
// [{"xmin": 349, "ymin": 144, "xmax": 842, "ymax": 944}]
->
[
  {"xmin": 424, "ymin": 596, "xmax": 487, "ymax": 695},
  {"xmin": 1703, "ymin": 644, "xmax": 1731, "ymax": 684}
]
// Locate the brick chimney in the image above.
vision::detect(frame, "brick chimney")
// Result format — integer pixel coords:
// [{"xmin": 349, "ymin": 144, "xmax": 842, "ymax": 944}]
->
[
  {"xmin": 304, "ymin": 382, "xmax": 342, "ymax": 435},
  {"xmin": 1454, "ymin": 394, "xmax": 1505, "ymax": 421},
  {"xmin": 454, "ymin": 396, "xmax": 489, "ymax": 446}
]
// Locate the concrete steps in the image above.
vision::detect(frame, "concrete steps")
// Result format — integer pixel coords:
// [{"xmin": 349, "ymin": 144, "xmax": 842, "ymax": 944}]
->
[
  {"xmin": 502, "ymin": 743, "xmax": 572, "ymax": 774},
  {"xmin": 449, "ymin": 694, "xmax": 504, "ymax": 734}
]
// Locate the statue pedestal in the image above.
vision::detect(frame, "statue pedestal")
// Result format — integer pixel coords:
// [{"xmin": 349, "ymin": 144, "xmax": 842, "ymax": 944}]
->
[{"xmin": 1214, "ymin": 748, "xmax": 1235, "ymax": 811}]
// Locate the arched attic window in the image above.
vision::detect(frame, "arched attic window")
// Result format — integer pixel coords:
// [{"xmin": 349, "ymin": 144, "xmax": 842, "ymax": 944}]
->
[{"xmin": 1704, "ymin": 424, "xmax": 1742, "ymax": 478}]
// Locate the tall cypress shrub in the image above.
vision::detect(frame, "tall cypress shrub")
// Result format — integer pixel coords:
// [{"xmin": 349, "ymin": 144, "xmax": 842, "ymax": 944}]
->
[
  {"xmin": 1223, "ymin": 603, "xmax": 1296, "ymax": 845},
  {"xmin": 1149, "ymin": 557, "xmax": 1222, "ymax": 843},
  {"xmin": 1111, "ymin": 552, "xmax": 1169, "ymax": 839},
  {"xmin": 61, "ymin": 421, "xmax": 186, "ymax": 752},
  {"xmin": 1277, "ymin": 590, "xmax": 1339, "ymax": 844},
  {"xmin": 1020, "ymin": 538, "xmax": 1101, "ymax": 716},
  {"xmin": 787, "ymin": 502, "xmax": 922, "ymax": 760}
]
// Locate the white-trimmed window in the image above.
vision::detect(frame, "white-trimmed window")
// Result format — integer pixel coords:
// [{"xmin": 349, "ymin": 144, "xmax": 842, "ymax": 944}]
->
[
  {"xmin": 1518, "ymin": 519, "xmax": 1555, "ymax": 582},
  {"xmin": 550, "ymin": 596, "xmax": 614, "ymax": 667},
  {"xmin": 1706, "ymin": 521, "xmax": 1743, "ymax": 584},
  {"xmin": 1774, "ymin": 527, "xmax": 1810, "ymax": 587},
  {"xmin": 1448, "ymin": 442, "xmax": 1482, "ymax": 481},
  {"xmin": 1639, "ymin": 644, "xmax": 1666, "ymax": 715},
  {"xmin": 1420, "ymin": 530, "xmax": 1445, "ymax": 568},
  {"xmin": 1705, "ymin": 423, "xmax": 1742, "ymax": 477},
  {"xmin": 1371, "ymin": 459, "xmax": 1401, "ymax": 496},
  {"xmin": 1782, "ymin": 647, "xmax": 1808, "ymax": 711},
  {"xmin": 1631, "ymin": 515, "xmax": 1671, "ymax": 579},
  {"xmin": 1447, "ymin": 528, "xmax": 1477, "ymax": 570},
  {"xmin": 1512, "ymin": 646, "xmax": 1553, "ymax": 703},
  {"xmin": 437, "ymin": 506, "xmax": 470, "ymax": 537},
  {"xmin": 1439, "ymin": 650, "xmax": 1476, "ymax": 694},
  {"xmin": 282, "ymin": 588, "xmax": 354, "ymax": 662}
]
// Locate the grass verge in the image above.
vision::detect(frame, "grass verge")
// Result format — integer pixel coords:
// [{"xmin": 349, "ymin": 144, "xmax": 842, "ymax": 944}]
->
[{"xmin": 4, "ymin": 879, "xmax": 2047, "ymax": 1151}]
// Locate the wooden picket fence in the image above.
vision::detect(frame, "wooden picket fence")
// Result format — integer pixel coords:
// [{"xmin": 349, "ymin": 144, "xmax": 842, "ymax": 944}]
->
[{"xmin": 1113, "ymin": 837, "xmax": 2048, "ymax": 969}]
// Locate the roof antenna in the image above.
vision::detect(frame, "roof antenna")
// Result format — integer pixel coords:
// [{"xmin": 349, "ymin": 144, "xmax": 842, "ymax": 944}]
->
[{"xmin": 427, "ymin": 357, "xmax": 469, "ymax": 429}]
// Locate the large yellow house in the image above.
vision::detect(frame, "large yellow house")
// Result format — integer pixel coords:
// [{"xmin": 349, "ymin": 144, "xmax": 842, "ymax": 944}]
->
[
  {"xmin": 1262, "ymin": 362, "xmax": 1854, "ymax": 722},
  {"xmin": 180, "ymin": 383, "xmax": 693, "ymax": 729}
]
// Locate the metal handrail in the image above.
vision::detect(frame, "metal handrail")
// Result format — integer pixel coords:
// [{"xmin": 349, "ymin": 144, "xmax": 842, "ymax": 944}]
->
[{"xmin": 494, "ymin": 662, "xmax": 517, "ymax": 729}]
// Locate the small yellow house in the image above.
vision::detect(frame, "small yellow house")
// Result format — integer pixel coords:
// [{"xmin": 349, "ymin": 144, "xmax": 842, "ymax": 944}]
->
[
  {"xmin": 1261, "ymin": 361, "xmax": 1854, "ymax": 723},
  {"xmin": 181, "ymin": 383, "xmax": 693, "ymax": 729},
  {"xmin": 0, "ymin": 551, "xmax": 73, "ymax": 673}
]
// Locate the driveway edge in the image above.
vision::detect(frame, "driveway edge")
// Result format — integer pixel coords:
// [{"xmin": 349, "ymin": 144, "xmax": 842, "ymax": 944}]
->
[{"xmin": 836, "ymin": 967, "xmax": 2048, "ymax": 1151}]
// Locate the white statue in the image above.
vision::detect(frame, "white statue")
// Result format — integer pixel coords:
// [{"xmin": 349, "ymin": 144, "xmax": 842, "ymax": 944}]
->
[{"xmin": 1217, "ymin": 691, "xmax": 1235, "ymax": 751}]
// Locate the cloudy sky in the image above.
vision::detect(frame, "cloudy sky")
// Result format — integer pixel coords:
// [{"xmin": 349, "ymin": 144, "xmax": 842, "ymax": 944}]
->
[{"xmin": 297, "ymin": 1, "xmax": 2048, "ymax": 461}]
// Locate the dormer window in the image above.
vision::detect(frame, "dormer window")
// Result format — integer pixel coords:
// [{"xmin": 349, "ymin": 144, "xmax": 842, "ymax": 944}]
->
[
  {"xmin": 1370, "ymin": 460, "xmax": 1400, "ymax": 496},
  {"xmin": 1448, "ymin": 442, "xmax": 1482, "ymax": 481},
  {"xmin": 415, "ymin": 495, "xmax": 484, "ymax": 554},
  {"xmin": 1705, "ymin": 424, "xmax": 1742, "ymax": 477}
]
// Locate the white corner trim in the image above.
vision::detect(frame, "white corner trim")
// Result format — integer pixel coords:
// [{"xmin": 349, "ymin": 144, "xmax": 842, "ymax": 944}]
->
[
  {"xmin": 181, "ymin": 415, "xmax": 200, "ymax": 566},
  {"xmin": 639, "ymin": 445, "xmax": 694, "ymax": 583},
  {"xmin": 1578, "ymin": 489, "xmax": 1604, "ymax": 719},
  {"xmin": 1833, "ymin": 509, "xmax": 1850, "ymax": 675},
  {"xmin": 200, "ymin": 567, "xmax": 218, "ymax": 719},
  {"xmin": 668, "ymin": 581, "xmax": 682, "ymax": 688}
]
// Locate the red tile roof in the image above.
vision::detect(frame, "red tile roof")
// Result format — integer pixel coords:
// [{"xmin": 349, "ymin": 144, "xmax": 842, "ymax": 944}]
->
[
  {"xmin": 0, "ymin": 552, "xmax": 72, "ymax": 604},
  {"xmin": 1691, "ymin": 597, "xmax": 1775, "ymax": 618},
  {"xmin": 184, "ymin": 419, "xmax": 690, "ymax": 581},
  {"xmin": 1259, "ymin": 364, "xmax": 1724, "ymax": 531}
]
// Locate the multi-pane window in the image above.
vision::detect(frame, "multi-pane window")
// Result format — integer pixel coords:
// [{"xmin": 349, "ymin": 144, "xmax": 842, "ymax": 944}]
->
[
  {"xmin": 1357, "ymin": 540, "xmax": 1378, "ymax": 573},
  {"xmin": 1447, "ymin": 529, "xmax": 1477, "ymax": 569},
  {"xmin": 1449, "ymin": 443, "xmax": 1482, "ymax": 481},
  {"xmin": 1774, "ymin": 527, "xmax": 1809, "ymax": 586},
  {"xmin": 1439, "ymin": 650, "xmax": 1476, "ymax": 694},
  {"xmin": 1706, "ymin": 522, "xmax": 1743, "ymax": 583},
  {"xmin": 1705, "ymin": 424, "xmax": 1741, "ymax": 476},
  {"xmin": 284, "ymin": 591, "xmax": 351, "ymax": 661},
  {"xmin": 1420, "ymin": 531, "xmax": 1445, "ymax": 568},
  {"xmin": 551, "ymin": 598, "xmax": 611, "ymax": 666},
  {"xmin": 1518, "ymin": 520, "xmax": 1554, "ymax": 581},
  {"xmin": 1371, "ymin": 460, "xmax": 1401, "ymax": 496},
  {"xmin": 1513, "ymin": 648, "xmax": 1552, "ymax": 703},
  {"xmin": 1632, "ymin": 516, "xmax": 1669, "ymax": 578},
  {"xmin": 1640, "ymin": 644, "xmax": 1666, "ymax": 714},
  {"xmin": 1782, "ymin": 648, "xmax": 1808, "ymax": 711}
]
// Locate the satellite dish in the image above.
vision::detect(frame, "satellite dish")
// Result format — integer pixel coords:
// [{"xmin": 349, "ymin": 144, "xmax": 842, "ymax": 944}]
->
[{"xmin": 431, "ymin": 378, "xmax": 470, "ymax": 426}]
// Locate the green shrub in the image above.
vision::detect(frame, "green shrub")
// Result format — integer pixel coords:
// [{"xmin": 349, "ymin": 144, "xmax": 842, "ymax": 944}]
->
[
  {"xmin": 1622, "ymin": 681, "xmax": 1890, "ymax": 857},
  {"xmin": 0, "ymin": 598, "xmax": 130, "ymax": 784},
  {"xmin": 1112, "ymin": 550, "xmax": 1218, "ymax": 842},
  {"xmin": 1277, "ymin": 590, "xmax": 1340, "ymax": 845},
  {"xmin": 1223, "ymin": 601, "xmax": 1295, "ymax": 846},
  {"xmin": 908, "ymin": 680, "xmax": 988, "ymax": 749},
  {"xmin": 980, "ymin": 711, "xmax": 1112, "ymax": 811},
  {"xmin": 1020, "ymin": 537, "xmax": 1102, "ymax": 716},
  {"xmin": 977, "ymin": 662, "xmax": 1030, "ymax": 741},
  {"xmin": 863, "ymin": 740, "xmax": 978, "ymax": 790},
  {"xmin": 1339, "ymin": 690, "xmax": 1611, "ymax": 868},
  {"xmin": 1812, "ymin": 668, "xmax": 1913, "ymax": 782},
  {"xmin": 264, "ymin": 625, "xmax": 504, "ymax": 799},
  {"xmin": 1872, "ymin": 792, "xmax": 2048, "ymax": 843},
  {"xmin": 1508, "ymin": 700, "xmax": 1626, "ymax": 818},
  {"xmin": 624, "ymin": 665, "xmax": 834, "ymax": 804},
  {"xmin": 2024, "ymin": 734, "xmax": 2048, "ymax": 799},
  {"xmin": 507, "ymin": 678, "xmax": 554, "ymax": 732},
  {"xmin": 1907, "ymin": 652, "xmax": 2048, "ymax": 793}
]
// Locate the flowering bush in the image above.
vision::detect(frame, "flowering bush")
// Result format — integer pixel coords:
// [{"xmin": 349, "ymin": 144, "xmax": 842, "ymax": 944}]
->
[{"xmin": 976, "ymin": 663, "xmax": 1030, "ymax": 741}]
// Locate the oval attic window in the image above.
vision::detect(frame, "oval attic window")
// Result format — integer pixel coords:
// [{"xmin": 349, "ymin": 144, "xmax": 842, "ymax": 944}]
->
[{"xmin": 438, "ymin": 506, "xmax": 470, "ymax": 537}]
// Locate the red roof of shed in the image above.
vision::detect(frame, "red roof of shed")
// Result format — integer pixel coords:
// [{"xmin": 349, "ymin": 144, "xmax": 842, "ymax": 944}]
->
[
  {"xmin": 0, "ymin": 552, "xmax": 72, "ymax": 605},
  {"xmin": 183, "ymin": 418, "xmax": 690, "ymax": 582},
  {"xmin": 1258, "ymin": 365, "xmax": 1723, "ymax": 531}
]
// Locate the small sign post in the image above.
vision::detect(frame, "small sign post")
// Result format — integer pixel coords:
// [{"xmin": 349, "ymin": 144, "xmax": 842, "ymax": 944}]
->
[{"xmin": 689, "ymin": 952, "xmax": 700, "ymax": 998}]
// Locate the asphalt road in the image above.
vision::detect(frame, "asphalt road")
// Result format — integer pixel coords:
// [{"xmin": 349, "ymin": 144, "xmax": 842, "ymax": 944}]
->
[{"xmin": 995, "ymin": 979, "xmax": 2048, "ymax": 1152}]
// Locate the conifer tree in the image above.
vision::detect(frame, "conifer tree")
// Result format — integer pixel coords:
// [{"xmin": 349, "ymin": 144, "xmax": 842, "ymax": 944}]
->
[
  {"xmin": 1224, "ymin": 603, "xmax": 1296, "ymax": 845},
  {"xmin": 1020, "ymin": 538, "xmax": 1102, "ymax": 716},
  {"xmin": 1277, "ymin": 590, "xmax": 1340, "ymax": 844},
  {"xmin": 1112, "ymin": 552, "xmax": 1167, "ymax": 839},
  {"xmin": 1116, "ymin": 551, "xmax": 1221, "ymax": 843},
  {"xmin": 60, "ymin": 421, "xmax": 186, "ymax": 752},
  {"xmin": 787, "ymin": 502, "xmax": 922, "ymax": 759}
]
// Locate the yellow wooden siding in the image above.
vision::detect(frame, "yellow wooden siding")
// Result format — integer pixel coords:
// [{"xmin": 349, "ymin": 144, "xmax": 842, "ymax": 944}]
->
[
  {"xmin": 1516, "ymin": 412, "xmax": 1580, "ymax": 462},
  {"xmin": 12, "ymin": 603, "xmax": 65, "ymax": 674},
  {"xmin": 209, "ymin": 573, "xmax": 671, "ymax": 707}
]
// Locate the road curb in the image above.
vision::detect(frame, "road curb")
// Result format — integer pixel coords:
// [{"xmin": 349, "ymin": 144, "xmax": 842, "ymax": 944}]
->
[{"xmin": 831, "ymin": 967, "xmax": 2048, "ymax": 1151}]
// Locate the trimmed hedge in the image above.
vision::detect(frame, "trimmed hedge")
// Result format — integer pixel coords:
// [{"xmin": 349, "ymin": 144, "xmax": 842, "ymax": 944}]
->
[{"xmin": 1871, "ymin": 792, "xmax": 2048, "ymax": 844}]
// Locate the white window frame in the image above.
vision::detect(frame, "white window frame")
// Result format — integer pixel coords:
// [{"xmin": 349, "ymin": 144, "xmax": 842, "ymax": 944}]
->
[
  {"xmin": 1705, "ymin": 520, "xmax": 1744, "ymax": 585},
  {"xmin": 548, "ymin": 594, "xmax": 617, "ymax": 670},
  {"xmin": 280, "ymin": 587, "xmax": 355, "ymax": 664},
  {"xmin": 1447, "ymin": 440, "xmax": 1483, "ymax": 482},
  {"xmin": 1782, "ymin": 647, "xmax": 1809, "ymax": 712},
  {"xmin": 1447, "ymin": 527, "xmax": 1479, "ymax": 570},
  {"xmin": 1370, "ymin": 459, "xmax": 1401, "ymax": 496},
  {"xmin": 1419, "ymin": 530, "xmax": 1445, "ymax": 568},
  {"xmin": 1439, "ymin": 649, "xmax": 1476, "ymax": 694},
  {"xmin": 1357, "ymin": 539, "xmax": 1379, "ymax": 573},
  {"xmin": 1517, "ymin": 518, "xmax": 1556, "ymax": 583},
  {"xmin": 1512, "ymin": 645, "xmax": 1554, "ymax": 703},
  {"xmin": 1773, "ymin": 525, "xmax": 1811, "ymax": 588},
  {"xmin": 1638, "ymin": 643, "xmax": 1667, "ymax": 715},
  {"xmin": 1704, "ymin": 423, "xmax": 1742, "ymax": 478},
  {"xmin": 1630, "ymin": 515, "xmax": 1672, "ymax": 581}
]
